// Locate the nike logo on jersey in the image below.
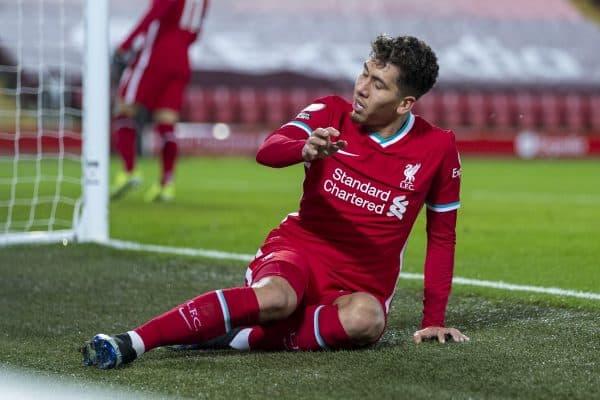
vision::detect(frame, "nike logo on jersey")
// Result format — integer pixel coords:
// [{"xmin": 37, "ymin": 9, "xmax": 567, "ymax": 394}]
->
[
  {"xmin": 301, "ymin": 103, "xmax": 326, "ymax": 112},
  {"xmin": 336, "ymin": 149, "xmax": 360, "ymax": 157}
]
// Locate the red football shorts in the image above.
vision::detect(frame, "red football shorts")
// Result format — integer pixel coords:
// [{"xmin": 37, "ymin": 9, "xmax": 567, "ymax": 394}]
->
[
  {"xmin": 118, "ymin": 58, "xmax": 189, "ymax": 112},
  {"xmin": 245, "ymin": 229, "xmax": 390, "ymax": 314}
]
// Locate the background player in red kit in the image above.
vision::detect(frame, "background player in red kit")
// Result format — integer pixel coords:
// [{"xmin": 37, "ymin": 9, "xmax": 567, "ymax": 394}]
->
[
  {"xmin": 82, "ymin": 34, "xmax": 469, "ymax": 369},
  {"xmin": 111, "ymin": 0, "xmax": 210, "ymax": 202}
]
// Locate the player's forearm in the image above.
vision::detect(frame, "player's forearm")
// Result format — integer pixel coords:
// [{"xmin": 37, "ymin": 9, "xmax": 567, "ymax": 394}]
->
[
  {"xmin": 421, "ymin": 210, "xmax": 457, "ymax": 328},
  {"xmin": 256, "ymin": 131, "xmax": 306, "ymax": 168},
  {"xmin": 119, "ymin": 16, "xmax": 153, "ymax": 51},
  {"xmin": 422, "ymin": 256, "xmax": 453, "ymax": 328}
]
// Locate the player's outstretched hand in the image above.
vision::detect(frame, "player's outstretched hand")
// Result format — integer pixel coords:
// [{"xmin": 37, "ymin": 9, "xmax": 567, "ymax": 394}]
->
[
  {"xmin": 302, "ymin": 127, "xmax": 348, "ymax": 161},
  {"xmin": 111, "ymin": 49, "xmax": 134, "ymax": 81},
  {"xmin": 412, "ymin": 326, "xmax": 470, "ymax": 344}
]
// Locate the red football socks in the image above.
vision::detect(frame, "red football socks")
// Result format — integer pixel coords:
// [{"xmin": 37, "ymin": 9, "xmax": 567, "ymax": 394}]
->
[
  {"xmin": 248, "ymin": 304, "xmax": 351, "ymax": 351},
  {"xmin": 113, "ymin": 116, "xmax": 137, "ymax": 172},
  {"xmin": 134, "ymin": 287, "xmax": 260, "ymax": 352},
  {"xmin": 156, "ymin": 123, "xmax": 177, "ymax": 185}
]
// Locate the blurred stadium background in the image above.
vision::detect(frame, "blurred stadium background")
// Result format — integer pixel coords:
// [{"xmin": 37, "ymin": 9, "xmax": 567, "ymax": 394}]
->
[
  {"xmin": 0, "ymin": 1, "xmax": 599, "ymax": 399},
  {"xmin": 1, "ymin": 0, "xmax": 600, "ymax": 159}
]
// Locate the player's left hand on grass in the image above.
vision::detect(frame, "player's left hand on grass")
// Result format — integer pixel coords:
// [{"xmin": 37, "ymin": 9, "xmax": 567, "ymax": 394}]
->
[{"xmin": 412, "ymin": 326, "xmax": 470, "ymax": 344}]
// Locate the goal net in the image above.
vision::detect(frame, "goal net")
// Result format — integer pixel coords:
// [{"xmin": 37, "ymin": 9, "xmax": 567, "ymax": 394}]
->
[{"xmin": 0, "ymin": 0, "xmax": 109, "ymax": 246}]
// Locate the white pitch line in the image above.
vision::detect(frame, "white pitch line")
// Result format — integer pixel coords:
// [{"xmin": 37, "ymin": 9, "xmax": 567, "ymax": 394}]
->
[
  {"xmin": 107, "ymin": 238, "xmax": 254, "ymax": 262},
  {"xmin": 403, "ymin": 273, "xmax": 600, "ymax": 300},
  {"xmin": 105, "ymin": 239, "xmax": 600, "ymax": 301},
  {"xmin": 469, "ymin": 191, "xmax": 600, "ymax": 205}
]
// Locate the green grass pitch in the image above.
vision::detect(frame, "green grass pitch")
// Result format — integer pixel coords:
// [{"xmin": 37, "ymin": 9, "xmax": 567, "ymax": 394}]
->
[{"xmin": 0, "ymin": 156, "xmax": 599, "ymax": 399}]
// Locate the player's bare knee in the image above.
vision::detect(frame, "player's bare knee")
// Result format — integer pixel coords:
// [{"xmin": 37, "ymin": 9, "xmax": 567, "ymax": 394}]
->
[
  {"xmin": 114, "ymin": 100, "xmax": 137, "ymax": 117},
  {"xmin": 154, "ymin": 109, "xmax": 179, "ymax": 124},
  {"xmin": 252, "ymin": 277, "xmax": 297, "ymax": 321},
  {"xmin": 339, "ymin": 296, "xmax": 385, "ymax": 343},
  {"xmin": 256, "ymin": 287, "xmax": 296, "ymax": 320},
  {"xmin": 345, "ymin": 310, "xmax": 384, "ymax": 343}
]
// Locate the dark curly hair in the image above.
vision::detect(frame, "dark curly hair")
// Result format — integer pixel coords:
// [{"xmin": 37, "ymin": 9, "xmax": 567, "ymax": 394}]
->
[{"xmin": 370, "ymin": 34, "xmax": 439, "ymax": 99}]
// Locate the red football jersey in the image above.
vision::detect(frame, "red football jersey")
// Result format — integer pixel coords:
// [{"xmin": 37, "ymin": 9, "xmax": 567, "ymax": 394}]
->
[
  {"xmin": 119, "ymin": 0, "xmax": 209, "ymax": 74},
  {"xmin": 256, "ymin": 95, "xmax": 461, "ymax": 327}
]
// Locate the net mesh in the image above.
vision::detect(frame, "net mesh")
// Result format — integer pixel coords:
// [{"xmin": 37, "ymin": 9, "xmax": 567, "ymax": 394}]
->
[{"xmin": 0, "ymin": 0, "xmax": 83, "ymax": 236}]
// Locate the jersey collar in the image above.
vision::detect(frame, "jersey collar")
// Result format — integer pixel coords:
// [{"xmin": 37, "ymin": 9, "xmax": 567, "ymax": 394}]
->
[{"xmin": 368, "ymin": 112, "xmax": 415, "ymax": 148}]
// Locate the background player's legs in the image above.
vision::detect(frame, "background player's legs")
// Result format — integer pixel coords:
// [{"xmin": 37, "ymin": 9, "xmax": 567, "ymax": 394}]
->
[
  {"xmin": 145, "ymin": 108, "xmax": 179, "ymax": 202},
  {"xmin": 111, "ymin": 101, "xmax": 143, "ymax": 199},
  {"xmin": 157, "ymin": 123, "xmax": 177, "ymax": 186},
  {"xmin": 143, "ymin": 75, "xmax": 188, "ymax": 201},
  {"xmin": 113, "ymin": 101, "xmax": 138, "ymax": 172},
  {"xmin": 113, "ymin": 58, "xmax": 156, "ymax": 182}
]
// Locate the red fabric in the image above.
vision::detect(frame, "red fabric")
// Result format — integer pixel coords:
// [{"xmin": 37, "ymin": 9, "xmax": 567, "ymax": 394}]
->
[
  {"xmin": 119, "ymin": 68, "xmax": 189, "ymax": 112},
  {"xmin": 156, "ymin": 123, "xmax": 177, "ymax": 185},
  {"xmin": 313, "ymin": 305, "xmax": 351, "ymax": 349},
  {"xmin": 255, "ymin": 125, "xmax": 307, "ymax": 167},
  {"xmin": 117, "ymin": 0, "xmax": 209, "ymax": 111},
  {"xmin": 118, "ymin": 1, "xmax": 174, "ymax": 52},
  {"xmin": 421, "ymin": 209, "xmax": 457, "ymax": 328},
  {"xmin": 119, "ymin": 0, "xmax": 209, "ymax": 53},
  {"xmin": 249, "ymin": 304, "xmax": 351, "ymax": 351},
  {"xmin": 249, "ymin": 259, "xmax": 309, "ymax": 304},
  {"xmin": 135, "ymin": 287, "xmax": 259, "ymax": 351},
  {"xmin": 255, "ymin": 96, "xmax": 461, "ymax": 326},
  {"xmin": 113, "ymin": 116, "xmax": 136, "ymax": 171},
  {"xmin": 247, "ymin": 229, "xmax": 387, "ymax": 309}
]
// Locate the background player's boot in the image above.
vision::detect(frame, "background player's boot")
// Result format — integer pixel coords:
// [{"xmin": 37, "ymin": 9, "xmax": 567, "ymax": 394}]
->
[
  {"xmin": 144, "ymin": 182, "xmax": 175, "ymax": 202},
  {"xmin": 81, "ymin": 333, "xmax": 137, "ymax": 369},
  {"xmin": 110, "ymin": 170, "xmax": 142, "ymax": 200},
  {"xmin": 159, "ymin": 182, "xmax": 175, "ymax": 202}
]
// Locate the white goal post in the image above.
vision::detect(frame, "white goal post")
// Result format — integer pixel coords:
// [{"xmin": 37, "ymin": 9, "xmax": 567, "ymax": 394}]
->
[
  {"xmin": 0, "ymin": 0, "xmax": 109, "ymax": 246},
  {"xmin": 77, "ymin": 0, "xmax": 109, "ymax": 243}
]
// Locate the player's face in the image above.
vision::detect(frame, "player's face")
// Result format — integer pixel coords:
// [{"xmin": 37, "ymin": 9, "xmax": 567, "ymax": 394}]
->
[{"xmin": 351, "ymin": 60, "xmax": 413, "ymax": 134}]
